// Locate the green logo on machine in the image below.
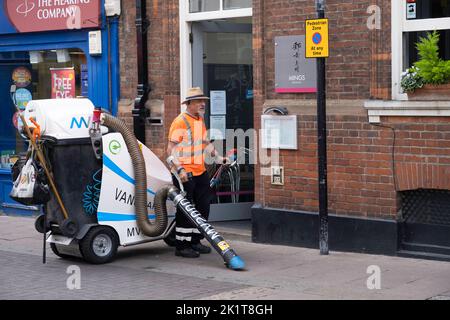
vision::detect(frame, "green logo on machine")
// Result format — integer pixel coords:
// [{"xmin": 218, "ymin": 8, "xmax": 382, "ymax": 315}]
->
[{"xmin": 109, "ymin": 140, "xmax": 121, "ymax": 155}]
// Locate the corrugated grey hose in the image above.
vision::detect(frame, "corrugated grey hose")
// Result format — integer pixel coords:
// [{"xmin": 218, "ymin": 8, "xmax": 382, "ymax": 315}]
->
[
  {"xmin": 102, "ymin": 114, "xmax": 167, "ymax": 237},
  {"xmin": 153, "ymin": 185, "xmax": 176, "ymax": 229}
]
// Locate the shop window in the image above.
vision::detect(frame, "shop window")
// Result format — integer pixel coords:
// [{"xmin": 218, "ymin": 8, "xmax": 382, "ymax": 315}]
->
[
  {"xmin": 189, "ymin": 0, "xmax": 220, "ymax": 13},
  {"xmin": 404, "ymin": 29, "xmax": 450, "ymax": 69},
  {"xmin": 392, "ymin": 0, "xmax": 450, "ymax": 99},
  {"xmin": 188, "ymin": 0, "xmax": 251, "ymax": 13},
  {"xmin": 223, "ymin": 0, "xmax": 252, "ymax": 10},
  {"xmin": 407, "ymin": 0, "xmax": 450, "ymax": 20},
  {"xmin": 0, "ymin": 48, "xmax": 87, "ymax": 169}
]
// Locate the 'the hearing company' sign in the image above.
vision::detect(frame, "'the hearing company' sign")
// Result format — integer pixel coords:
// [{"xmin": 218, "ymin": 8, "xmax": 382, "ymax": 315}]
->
[{"xmin": 1, "ymin": 0, "xmax": 100, "ymax": 34}]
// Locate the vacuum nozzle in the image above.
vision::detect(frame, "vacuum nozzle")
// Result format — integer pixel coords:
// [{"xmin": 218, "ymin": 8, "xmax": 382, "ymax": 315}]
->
[{"xmin": 228, "ymin": 256, "xmax": 246, "ymax": 270}]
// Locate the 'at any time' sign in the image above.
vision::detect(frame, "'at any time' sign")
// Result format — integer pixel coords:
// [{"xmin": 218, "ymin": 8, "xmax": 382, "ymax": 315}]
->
[{"xmin": 305, "ymin": 19, "xmax": 329, "ymax": 58}]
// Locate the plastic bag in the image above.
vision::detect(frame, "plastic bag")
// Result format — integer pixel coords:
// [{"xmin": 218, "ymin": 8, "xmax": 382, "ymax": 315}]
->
[
  {"xmin": 10, "ymin": 150, "xmax": 50, "ymax": 205},
  {"xmin": 11, "ymin": 152, "xmax": 29, "ymax": 182}
]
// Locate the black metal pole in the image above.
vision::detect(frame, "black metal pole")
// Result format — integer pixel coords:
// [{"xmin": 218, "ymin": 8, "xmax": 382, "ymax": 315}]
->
[
  {"xmin": 133, "ymin": 0, "xmax": 150, "ymax": 143},
  {"xmin": 42, "ymin": 205, "xmax": 47, "ymax": 264},
  {"xmin": 316, "ymin": 0, "xmax": 329, "ymax": 255}
]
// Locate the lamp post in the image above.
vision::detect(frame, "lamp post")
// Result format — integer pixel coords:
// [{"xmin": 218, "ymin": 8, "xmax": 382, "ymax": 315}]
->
[{"xmin": 315, "ymin": 0, "xmax": 329, "ymax": 255}]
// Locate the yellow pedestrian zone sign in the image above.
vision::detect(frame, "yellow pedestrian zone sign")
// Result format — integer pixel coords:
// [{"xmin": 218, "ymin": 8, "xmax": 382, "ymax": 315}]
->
[{"xmin": 305, "ymin": 19, "xmax": 329, "ymax": 58}]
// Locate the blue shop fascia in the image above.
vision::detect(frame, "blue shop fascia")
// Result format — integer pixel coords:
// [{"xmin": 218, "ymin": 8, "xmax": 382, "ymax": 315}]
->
[{"xmin": 0, "ymin": 0, "xmax": 120, "ymax": 215}]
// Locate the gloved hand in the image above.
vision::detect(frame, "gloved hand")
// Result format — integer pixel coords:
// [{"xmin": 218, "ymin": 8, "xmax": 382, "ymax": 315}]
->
[
  {"xmin": 216, "ymin": 156, "xmax": 231, "ymax": 165},
  {"xmin": 179, "ymin": 170, "xmax": 189, "ymax": 183},
  {"xmin": 176, "ymin": 167, "xmax": 189, "ymax": 183}
]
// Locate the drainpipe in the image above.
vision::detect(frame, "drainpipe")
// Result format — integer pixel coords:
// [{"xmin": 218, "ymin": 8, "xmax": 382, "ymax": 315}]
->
[{"xmin": 133, "ymin": 0, "xmax": 150, "ymax": 143}]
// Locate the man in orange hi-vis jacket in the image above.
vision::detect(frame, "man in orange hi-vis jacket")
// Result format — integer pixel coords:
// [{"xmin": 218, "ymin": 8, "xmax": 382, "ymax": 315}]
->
[{"xmin": 167, "ymin": 87, "xmax": 229, "ymax": 258}]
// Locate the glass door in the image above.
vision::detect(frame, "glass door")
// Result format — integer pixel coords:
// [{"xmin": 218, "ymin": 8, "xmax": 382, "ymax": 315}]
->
[{"xmin": 192, "ymin": 18, "xmax": 253, "ymax": 221}]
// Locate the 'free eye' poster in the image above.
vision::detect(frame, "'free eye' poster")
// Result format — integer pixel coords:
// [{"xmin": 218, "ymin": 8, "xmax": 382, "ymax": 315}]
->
[{"xmin": 50, "ymin": 67, "xmax": 75, "ymax": 99}]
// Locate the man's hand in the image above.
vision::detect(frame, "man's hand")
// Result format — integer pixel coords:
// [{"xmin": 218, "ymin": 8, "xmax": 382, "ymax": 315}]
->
[
  {"xmin": 216, "ymin": 156, "xmax": 231, "ymax": 165},
  {"xmin": 179, "ymin": 168, "xmax": 189, "ymax": 183}
]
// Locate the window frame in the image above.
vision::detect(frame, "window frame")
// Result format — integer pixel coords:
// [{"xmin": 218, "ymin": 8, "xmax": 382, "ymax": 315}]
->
[
  {"xmin": 392, "ymin": 0, "xmax": 450, "ymax": 100},
  {"xmin": 186, "ymin": 0, "xmax": 251, "ymax": 20},
  {"xmin": 179, "ymin": 0, "xmax": 252, "ymax": 104}
]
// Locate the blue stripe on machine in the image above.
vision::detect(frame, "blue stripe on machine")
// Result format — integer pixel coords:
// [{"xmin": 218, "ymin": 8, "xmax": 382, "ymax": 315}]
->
[
  {"xmin": 103, "ymin": 155, "xmax": 156, "ymax": 195},
  {"xmin": 98, "ymin": 212, "xmax": 175, "ymax": 222}
]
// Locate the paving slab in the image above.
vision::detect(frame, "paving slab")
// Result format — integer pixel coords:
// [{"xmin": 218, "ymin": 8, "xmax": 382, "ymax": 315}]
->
[{"xmin": 1, "ymin": 215, "xmax": 449, "ymax": 300}]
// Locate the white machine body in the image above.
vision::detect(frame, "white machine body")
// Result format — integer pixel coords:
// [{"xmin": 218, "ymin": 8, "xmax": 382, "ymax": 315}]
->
[
  {"xmin": 22, "ymin": 99, "xmax": 107, "ymax": 139},
  {"xmin": 98, "ymin": 133, "xmax": 176, "ymax": 245},
  {"xmin": 24, "ymin": 99, "xmax": 175, "ymax": 247}
]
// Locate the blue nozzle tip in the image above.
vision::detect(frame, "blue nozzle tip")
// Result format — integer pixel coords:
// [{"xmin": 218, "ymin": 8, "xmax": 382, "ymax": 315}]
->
[{"xmin": 229, "ymin": 256, "xmax": 246, "ymax": 270}]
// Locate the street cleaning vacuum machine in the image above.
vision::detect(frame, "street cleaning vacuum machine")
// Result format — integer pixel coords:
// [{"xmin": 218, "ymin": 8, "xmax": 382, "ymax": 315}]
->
[{"xmin": 18, "ymin": 98, "xmax": 245, "ymax": 270}]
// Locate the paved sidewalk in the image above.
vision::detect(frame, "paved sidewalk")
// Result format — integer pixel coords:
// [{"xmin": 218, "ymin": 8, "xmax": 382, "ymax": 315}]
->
[{"xmin": 0, "ymin": 215, "xmax": 449, "ymax": 300}]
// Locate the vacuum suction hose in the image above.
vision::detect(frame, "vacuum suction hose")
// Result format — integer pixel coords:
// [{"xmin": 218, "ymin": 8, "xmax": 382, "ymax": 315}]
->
[
  {"xmin": 101, "ymin": 113, "xmax": 167, "ymax": 237},
  {"xmin": 155, "ymin": 185, "xmax": 245, "ymax": 270}
]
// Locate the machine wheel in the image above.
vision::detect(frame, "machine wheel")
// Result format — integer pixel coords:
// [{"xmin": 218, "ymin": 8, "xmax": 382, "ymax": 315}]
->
[
  {"xmin": 79, "ymin": 226, "xmax": 119, "ymax": 264},
  {"xmin": 50, "ymin": 243, "xmax": 73, "ymax": 259},
  {"xmin": 34, "ymin": 214, "xmax": 46, "ymax": 234}
]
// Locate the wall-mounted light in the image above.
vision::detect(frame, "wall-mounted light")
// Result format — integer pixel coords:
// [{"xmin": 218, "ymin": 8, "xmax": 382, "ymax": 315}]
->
[
  {"xmin": 105, "ymin": 0, "xmax": 121, "ymax": 16},
  {"xmin": 263, "ymin": 106, "xmax": 289, "ymax": 115},
  {"xmin": 88, "ymin": 31, "xmax": 102, "ymax": 55},
  {"xmin": 29, "ymin": 51, "xmax": 44, "ymax": 64},
  {"xmin": 56, "ymin": 49, "xmax": 71, "ymax": 63},
  {"xmin": 315, "ymin": 0, "xmax": 325, "ymax": 11}
]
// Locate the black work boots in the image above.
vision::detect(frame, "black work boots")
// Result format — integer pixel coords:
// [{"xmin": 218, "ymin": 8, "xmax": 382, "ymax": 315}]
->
[
  {"xmin": 175, "ymin": 242, "xmax": 211, "ymax": 258},
  {"xmin": 191, "ymin": 243, "xmax": 211, "ymax": 254},
  {"xmin": 175, "ymin": 247, "xmax": 200, "ymax": 258}
]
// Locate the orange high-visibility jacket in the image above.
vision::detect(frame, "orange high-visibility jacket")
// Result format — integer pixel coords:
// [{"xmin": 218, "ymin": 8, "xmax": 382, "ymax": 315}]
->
[{"xmin": 168, "ymin": 112, "xmax": 207, "ymax": 176}]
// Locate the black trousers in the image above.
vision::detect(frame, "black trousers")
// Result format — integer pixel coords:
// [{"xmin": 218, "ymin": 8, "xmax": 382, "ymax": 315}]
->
[{"xmin": 172, "ymin": 171, "xmax": 211, "ymax": 249}]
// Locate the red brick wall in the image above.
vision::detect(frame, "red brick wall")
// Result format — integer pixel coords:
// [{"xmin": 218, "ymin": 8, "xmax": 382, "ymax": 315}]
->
[
  {"xmin": 254, "ymin": 0, "xmax": 450, "ymax": 220},
  {"xmin": 386, "ymin": 117, "xmax": 450, "ymax": 191},
  {"xmin": 369, "ymin": 0, "xmax": 391, "ymax": 99},
  {"xmin": 147, "ymin": 0, "xmax": 180, "ymax": 99},
  {"xmin": 258, "ymin": 113, "xmax": 450, "ymax": 220},
  {"xmin": 259, "ymin": 112, "xmax": 398, "ymax": 219},
  {"xmin": 117, "ymin": 0, "xmax": 450, "ymax": 221},
  {"xmin": 119, "ymin": 0, "xmax": 181, "ymax": 159},
  {"xmin": 119, "ymin": 0, "xmax": 137, "ymax": 100},
  {"xmin": 258, "ymin": 0, "xmax": 391, "ymax": 101},
  {"xmin": 252, "ymin": 0, "xmax": 391, "ymax": 101}
]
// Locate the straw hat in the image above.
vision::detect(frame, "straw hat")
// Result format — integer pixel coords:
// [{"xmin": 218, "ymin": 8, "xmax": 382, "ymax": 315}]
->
[{"xmin": 182, "ymin": 87, "xmax": 210, "ymax": 105}]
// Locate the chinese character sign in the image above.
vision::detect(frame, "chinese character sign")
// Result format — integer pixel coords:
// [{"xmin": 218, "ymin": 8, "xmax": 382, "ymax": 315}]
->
[
  {"xmin": 51, "ymin": 68, "xmax": 75, "ymax": 99},
  {"xmin": 275, "ymin": 35, "xmax": 317, "ymax": 93}
]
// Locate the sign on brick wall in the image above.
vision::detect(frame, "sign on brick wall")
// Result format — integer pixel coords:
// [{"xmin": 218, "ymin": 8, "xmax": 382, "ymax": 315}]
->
[
  {"xmin": 1, "ymin": 0, "xmax": 100, "ymax": 34},
  {"xmin": 305, "ymin": 19, "xmax": 329, "ymax": 58},
  {"xmin": 275, "ymin": 35, "xmax": 317, "ymax": 93}
]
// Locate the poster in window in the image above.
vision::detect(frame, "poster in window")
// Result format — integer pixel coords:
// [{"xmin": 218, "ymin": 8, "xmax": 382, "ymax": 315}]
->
[
  {"xmin": 12, "ymin": 67, "xmax": 31, "ymax": 88},
  {"xmin": 11, "ymin": 66, "xmax": 33, "ymax": 110},
  {"xmin": 81, "ymin": 64, "xmax": 88, "ymax": 97},
  {"xmin": 210, "ymin": 91, "xmax": 227, "ymax": 115},
  {"xmin": 210, "ymin": 115, "xmax": 226, "ymax": 140},
  {"xmin": 15, "ymin": 88, "xmax": 33, "ymax": 110},
  {"xmin": 51, "ymin": 67, "xmax": 75, "ymax": 99}
]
